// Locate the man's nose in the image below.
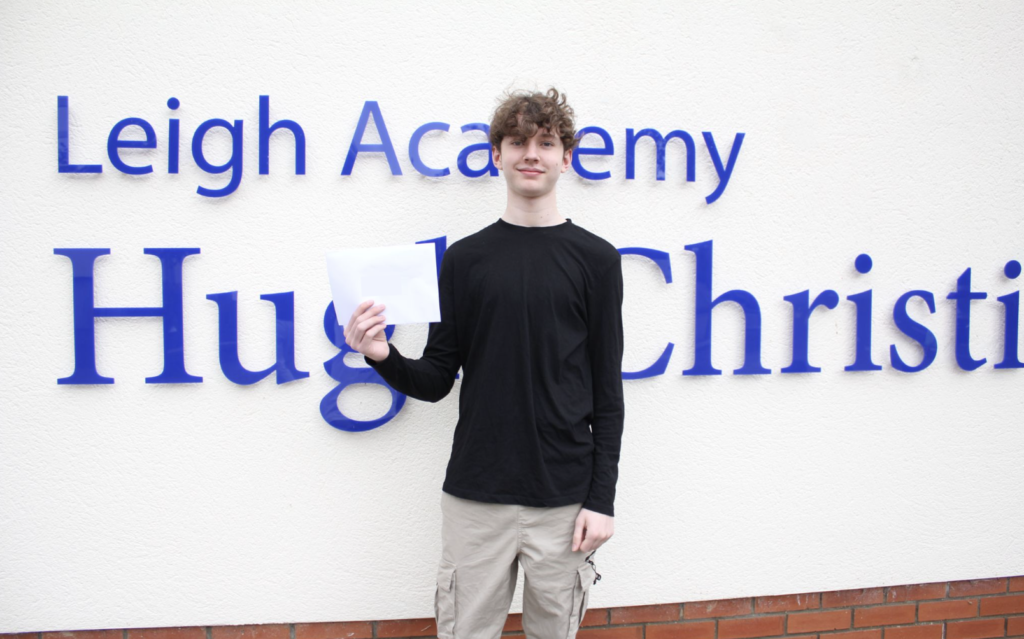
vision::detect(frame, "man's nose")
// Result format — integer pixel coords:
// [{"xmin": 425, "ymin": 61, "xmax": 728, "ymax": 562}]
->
[{"xmin": 524, "ymin": 141, "xmax": 540, "ymax": 159}]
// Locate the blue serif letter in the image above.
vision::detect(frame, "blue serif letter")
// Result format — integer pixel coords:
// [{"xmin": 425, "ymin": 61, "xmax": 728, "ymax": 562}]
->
[
  {"xmin": 683, "ymin": 240, "xmax": 770, "ymax": 376},
  {"xmin": 53, "ymin": 248, "xmax": 203, "ymax": 384}
]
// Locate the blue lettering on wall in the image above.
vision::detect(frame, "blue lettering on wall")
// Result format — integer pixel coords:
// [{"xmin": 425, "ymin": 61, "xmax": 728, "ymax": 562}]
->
[
  {"xmin": 457, "ymin": 123, "xmax": 498, "ymax": 178},
  {"xmin": 947, "ymin": 267, "xmax": 989, "ymax": 371},
  {"xmin": 683, "ymin": 240, "xmax": 770, "ymax": 376},
  {"xmin": 781, "ymin": 289, "xmax": 839, "ymax": 374},
  {"xmin": 53, "ymin": 248, "xmax": 202, "ymax": 384},
  {"xmin": 57, "ymin": 96, "xmax": 102, "ymax": 173},
  {"xmin": 192, "ymin": 118, "xmax": 244, "ymax": 197},
  {"xmin": 619, "ymin": 247, "xmax": 674, "ymax": 380},
  {"xmin": 107, "ymin": 117, "xmax": 157, "ymax": 175},
  {"xmin": 56, "ymin": 96, "xmax": 745, "ymax": 201},
  {"xmin": 206, "ymin": 291, "xmax": 309, "ymax": 384},
  {"xmin": 702, "ymin": 132, "xmax": 744, "ymax": 204},
  {"xmin": 53, "ymin": 243, "xmax": 1022, "ymax": 432},
  {"xmin": 573, "ymin": 127, "xmax": 615, "ymax": 181},
  {"xmin": 890, "ymin": 291, "xmax": 938, "ymax": 373},
  {"xmin": 845, "ymin": 253, "xmax": 882, "ymax": 372},
  {"xmin": 342, "ymin": 100, "xmax": 403, "ymax": 176},
  {"xmin": 259, "ymin": 95, "xmax": 306, "ymax": 176},
  {"xmin": 409, "ymin": 122, "xmax": 451, "ymax": 177},
  {"xmin": 167, "ymin": 97, "xmax": 181, "ymax": 174},
  {"xmin": 995, "ymin": 260, "xmax": 1024, "ymax": 369},
  {"xmin": 625, "ymin": 127, "xmax": 696, "ymax": 183}
]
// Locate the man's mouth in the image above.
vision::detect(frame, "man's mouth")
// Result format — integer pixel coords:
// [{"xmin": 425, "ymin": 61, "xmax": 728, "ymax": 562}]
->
[{"xmin": 518, "ymin": 168, "xmax": 544, "ymax": 175}]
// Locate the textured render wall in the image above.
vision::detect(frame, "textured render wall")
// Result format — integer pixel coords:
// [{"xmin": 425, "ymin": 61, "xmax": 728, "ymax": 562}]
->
[{"xmin": 1, "ymin": 0, "xmax": 1022, "ymax": 633}]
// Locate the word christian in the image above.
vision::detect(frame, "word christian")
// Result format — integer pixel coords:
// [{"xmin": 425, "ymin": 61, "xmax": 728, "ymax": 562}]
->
[
  {"xmin": 54, "ymin": 241, "xmax": 1024, "ymax": 432},
  {"xmin": 56, "ymin": 95, "xmax": 745, "ymax": 202}
]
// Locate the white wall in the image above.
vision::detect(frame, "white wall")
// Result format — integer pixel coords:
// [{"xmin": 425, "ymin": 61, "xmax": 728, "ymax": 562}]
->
[{"xmin": 2, "ymin": 0, "xmax": 1023, "ymax": 632}]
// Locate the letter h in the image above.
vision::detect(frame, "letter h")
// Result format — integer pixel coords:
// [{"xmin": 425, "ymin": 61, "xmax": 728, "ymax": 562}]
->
[
  {"xmin": 53, "ymin": 248, "xmax": 202, "ymax": 384},
  {"xmin": 683, "ymin": 240, "xmax": 770, "ymax": 376}
]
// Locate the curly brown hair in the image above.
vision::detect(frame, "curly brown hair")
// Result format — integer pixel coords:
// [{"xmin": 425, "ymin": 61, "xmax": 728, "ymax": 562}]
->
[{"xmin": 489, "ymin": 88, "xmax": 578, "ymax": 153}]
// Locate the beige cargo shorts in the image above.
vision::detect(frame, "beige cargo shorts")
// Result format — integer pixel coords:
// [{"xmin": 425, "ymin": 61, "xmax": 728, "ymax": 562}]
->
[{"xmin": 434, "ymin": 492, "xmax": 601, "ymax": 639}]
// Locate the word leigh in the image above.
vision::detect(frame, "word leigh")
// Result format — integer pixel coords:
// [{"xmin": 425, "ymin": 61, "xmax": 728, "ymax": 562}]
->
[
  {"xmin": 53, "ymin": 240, "xmax": 1024, "ymax": 432},
  {"xmin": 56, "ymin": 95, "xmax": 744, "ymax": 203}
]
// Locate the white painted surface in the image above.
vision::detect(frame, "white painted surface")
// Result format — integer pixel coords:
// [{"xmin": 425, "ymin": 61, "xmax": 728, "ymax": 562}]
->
[{"xmin": 1, "ymin": 0, "xmax": 1022, "ymax": 632}]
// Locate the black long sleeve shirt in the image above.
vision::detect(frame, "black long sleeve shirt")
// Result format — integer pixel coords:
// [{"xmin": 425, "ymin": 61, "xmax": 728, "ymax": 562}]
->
[{"xmin": 365, "ymin": 217, "xmax": 625, "ymax": 516}]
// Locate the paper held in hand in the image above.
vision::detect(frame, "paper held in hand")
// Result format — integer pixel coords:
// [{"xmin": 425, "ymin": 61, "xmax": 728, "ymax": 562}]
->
[{"xmin": 326, "ymin": 244, "xmax": 442, "ymax": 326}]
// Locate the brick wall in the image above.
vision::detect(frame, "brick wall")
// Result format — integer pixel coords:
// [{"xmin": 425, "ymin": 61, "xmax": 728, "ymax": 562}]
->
[{"xmin": 4, "ymin": 576, "xmax": 1022, "ymax": 639}]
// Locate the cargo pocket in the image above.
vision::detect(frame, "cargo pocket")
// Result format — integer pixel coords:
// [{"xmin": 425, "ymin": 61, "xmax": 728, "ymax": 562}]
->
[
  {"xmin": 434, "ymin": 560, "xmax": 457, "ymax": 639},
  {"xmin": 566, "ymin": 558, "xmax": 598, "ymax": 637}
]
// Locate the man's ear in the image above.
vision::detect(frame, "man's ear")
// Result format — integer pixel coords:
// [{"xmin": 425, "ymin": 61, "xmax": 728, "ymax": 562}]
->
[
  {"xmin": 561, "ymin": 148, "xmax": 573, "ymax": 173},
  {"xmin": 492, "ymin": 145, "xmax": 502, "ymax": 170}
]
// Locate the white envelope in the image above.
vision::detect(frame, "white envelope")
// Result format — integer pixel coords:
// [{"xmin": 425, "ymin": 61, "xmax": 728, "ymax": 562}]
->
[{"xmin": 326, "ymin": 244, "xmax": 441, "ymax": 326}]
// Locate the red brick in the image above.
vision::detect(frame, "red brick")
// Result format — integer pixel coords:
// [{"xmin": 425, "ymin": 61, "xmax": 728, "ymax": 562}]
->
[
  {"xmin": 756, "ymin": 593, "xmax": 820, "ymax": 613},
  {"xmin": 375, "ymin": 618, "xmax": 436, "ymax": 638},
  {"xmin": 127, "ymin": 628, "xmax": 205, "ymax": 639},
  {"xmin": 1007, "ymin": 617, "xmax": 1024, "ymax": 636},
  {"xmin": 583, "ymin": 608, "xmax": 610, "ymax": 627},
  {"xmin": 886, "ymin": 584, "xmax": 947, "ymax": 602},
  {"xmin": 789, "ymin": 610, "xmax": 852, "ymax": 633},
  {"xmin": 211, "ymin": 625, "xmax": 288, "ymax": 639},
  {"xmin": 884, "ymin": 625, "xmax": 943, "ymax": 639},
  {"xmin": 718, "ymin": 616, "xmax": 786, "ymax": 639},
  {"xmin": 1009, "ymin": 578, "xmax": 1024, "ymax": 593},
  {"xmin": 951, "ymin": 580, "xmax": 1009, "ymax": 597},
  {"xmin": 295, "ymin": 622, "xmax": 372, "ymax": 639},
  {"xmin": 645, "ymin": 621, "xmax": 716, "ymax": 639},
  {"xmin": 576, "ymin": 628, "xmax": 644, "ymax": 639},
  {"xmin": 824, "ymin": 589, "xmax": 885, "ymax": 608},
  {"xmin": 684, "ymin": 597, "xmax": 753, "ymax": 619},
  {"xmin": 2, "ymin": 634, "xmax": 41, "ymax": 639},
  {"xmin": 982, "ymin": 596, "xmax": 1024, "ymax": 616},
  {"xmin": 946, "ymin": 618, "xmax": 1006, "ymax": 639},
  {"xmin": 502, "ymin": 613, "xmax": 522, "ymax": 632},
  {"xmin": 854, "ymin": 605, "xmax": 916, "ymax": 627},
  {"xmin": 820, "ymin": 630, "xmax": 881, "ymax": 639},
  {"xmin": 42, "ymin": 632, "xmax": 121, "ymax": 639},
  {"xmin": 611, "ymin": 604, "xmax": 680, "ymax": 624},
  {"xmin": 919, "ymin": 599, "xmax": 979, "ymax": 621}
]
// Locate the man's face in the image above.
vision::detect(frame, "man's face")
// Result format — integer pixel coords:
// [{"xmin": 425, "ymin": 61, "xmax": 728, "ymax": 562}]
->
[{"xmin": 492, "ymin": 127, "xmax": 572, "ymax": 200}]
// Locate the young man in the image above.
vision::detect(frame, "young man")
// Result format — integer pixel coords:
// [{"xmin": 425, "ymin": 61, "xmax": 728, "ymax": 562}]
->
[{"xmin": 343, "ymin": 88, "xmax": 624, "ymax": 639}]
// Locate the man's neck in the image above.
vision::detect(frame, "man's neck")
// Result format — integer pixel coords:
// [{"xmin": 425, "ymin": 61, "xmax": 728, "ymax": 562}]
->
[{"xmin": 501, "ymin": 191, "xmax": 565, "ymax": 228}]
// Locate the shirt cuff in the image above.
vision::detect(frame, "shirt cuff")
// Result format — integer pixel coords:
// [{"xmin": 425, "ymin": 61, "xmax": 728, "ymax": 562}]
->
[{"xmin": 363, "ymin": 342, "xmax": 397, "ymax": 371}]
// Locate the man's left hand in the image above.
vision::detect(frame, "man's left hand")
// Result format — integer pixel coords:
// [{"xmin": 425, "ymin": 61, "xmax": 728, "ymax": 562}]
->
[{"xmin": 572, "ymin": 508, "xmax": 614, "ymax": 553}]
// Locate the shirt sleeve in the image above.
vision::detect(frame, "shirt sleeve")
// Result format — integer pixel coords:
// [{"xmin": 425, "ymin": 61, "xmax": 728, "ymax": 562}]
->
[
  {"xmin": 364, "ymin": 248, "xmax": 461, "ymax": 403},
  {"xmin": 582, "ymin": 250, "xmax": 625, "ymax": 517}
]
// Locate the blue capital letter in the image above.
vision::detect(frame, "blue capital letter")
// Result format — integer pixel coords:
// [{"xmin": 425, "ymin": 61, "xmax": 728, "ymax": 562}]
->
[
  {"xmin": 53, "ymin": 248, "xmax": 202, "ymax": 384},
  {"xmin": 57, "ymin": 96, "xmax": 102, "ymax": 173},
  {"xmin": 341, "ymin": 101, "xmax": 402, "ymax": 176},
  {"xmin": 619, "ymin": 247, "xmax": 674, "ymax": 379}
]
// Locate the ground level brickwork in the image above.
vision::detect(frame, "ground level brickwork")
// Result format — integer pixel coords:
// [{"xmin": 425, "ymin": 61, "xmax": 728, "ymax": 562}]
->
[{"xmin": 5, "ymin": 575, "xmax": 1023, "ymax": 639}]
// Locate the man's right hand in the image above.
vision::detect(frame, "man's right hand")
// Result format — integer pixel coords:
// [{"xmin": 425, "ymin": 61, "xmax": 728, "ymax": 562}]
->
[{"xmin": 343, "ymin": 300, "xmax": 389, "ymax": 362}]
